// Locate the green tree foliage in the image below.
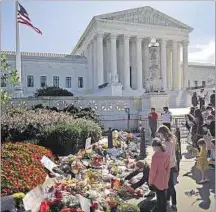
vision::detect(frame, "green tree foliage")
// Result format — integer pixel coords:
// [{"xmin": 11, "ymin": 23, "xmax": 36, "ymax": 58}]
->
[{"xmin": 1, "ymin": 55, "xmax": 19, "ymax": 104}]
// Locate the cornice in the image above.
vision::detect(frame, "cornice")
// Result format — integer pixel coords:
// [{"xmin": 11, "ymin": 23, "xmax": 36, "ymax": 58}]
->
[
  {"xmin": 98, "ymin": 19, "xmax": 189, "ymax": 35},
  {"xmin": 2, "ymin": 51, "xmax": 87, "ymax": 64}
]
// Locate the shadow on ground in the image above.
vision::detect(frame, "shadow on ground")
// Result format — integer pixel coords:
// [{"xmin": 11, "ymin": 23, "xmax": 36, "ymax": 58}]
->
[
  {"xmin": 183, "ymin": 165, "xmax": 215, "ymax": 210},
  {"xmin": 182, "ymin": 152, "xmax": 196, "ymax": 159}
]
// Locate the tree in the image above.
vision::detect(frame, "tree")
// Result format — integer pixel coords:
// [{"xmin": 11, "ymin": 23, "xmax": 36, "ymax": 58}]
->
[{"xmin": 1, "ymin": 55, "xmax": 19, "ymax": 104}]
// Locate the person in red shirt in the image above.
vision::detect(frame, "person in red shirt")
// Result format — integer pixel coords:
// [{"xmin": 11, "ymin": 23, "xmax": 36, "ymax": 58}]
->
[{"xmin": 148, "ymin": 108, "xmax": 158, "ymax": 138}]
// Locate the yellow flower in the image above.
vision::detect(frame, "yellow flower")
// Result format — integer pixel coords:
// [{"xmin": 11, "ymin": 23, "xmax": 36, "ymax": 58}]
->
[{"xmin": 12, "ymin": 192, "xmax": 25, "ymax": 199}]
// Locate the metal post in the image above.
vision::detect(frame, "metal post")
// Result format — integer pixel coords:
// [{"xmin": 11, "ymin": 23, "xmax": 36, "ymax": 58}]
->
[
  {"xmin": 108, "ymin": 127, "xmax": 113, "ymax": 149},
  {"xmin": 139, "ymin": 127, "xmax": 146, "ymax": 159}
]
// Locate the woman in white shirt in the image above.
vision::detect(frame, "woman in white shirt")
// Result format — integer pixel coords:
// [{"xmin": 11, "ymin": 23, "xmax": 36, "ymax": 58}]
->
[{"xmin": 157, "ymin": 125, "xmax": 178, "ymax": 211}]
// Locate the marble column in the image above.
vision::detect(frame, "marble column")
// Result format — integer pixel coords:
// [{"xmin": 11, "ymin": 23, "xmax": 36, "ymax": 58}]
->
[
  {"xmin": 87, "ymin": 42, "xmax": 93, "ymax": 89},
  {"xmin": 177, "ymin": 43, "xmax": 181, "ymax": 90},
  {"xmin": 106, "ymin": 38, "xmax": 111, "ymax": 83},
  {"xmin": 118, "ymin": 37, "xmax": 124, "ymax": 85},
  {"xmin": 110, "ymin": 34, "xmax": 118, "ymax": 83},
  {"xmin": 93, "ymin": 36, "xmax": 97, "ymax": 89},
  {"xmin": 96, "ymin": 33, "xmax": 104, "ymax": 86},
  {"xmin": 182, "ymin": 40, "xmax": 188, "ymax": 89},
  {"xmin": 166, "ymin": 44, "xmax": 172, "ymax": 90},
  {"xmin": 143, "ymin": 38, "xmax": 150, "ymax": 89},
  {"xmin": 136, "ymin": 36, "xmax": 143, "ymax": 90},
  {"xmin": 172, "ymin": 40, "xmax": 178, "ymax": 90},
  {"xmin": 160, "ymin": 39, "xmax": 167, "ymax": 91},
  {"xmin": 123, "ymin": 35, "xmax": 130, "ymax": 90}
]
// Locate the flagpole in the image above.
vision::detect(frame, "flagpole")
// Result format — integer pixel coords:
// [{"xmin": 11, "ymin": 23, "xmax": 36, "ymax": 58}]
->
[{"xmin": 15, "ymin": 0, "xmax": 23, "ymax": 97}]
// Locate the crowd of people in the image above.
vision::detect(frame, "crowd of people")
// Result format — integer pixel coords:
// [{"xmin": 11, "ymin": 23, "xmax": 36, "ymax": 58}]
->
[{"xmin": 122, "ymin": 89, "xmax": 215, "ymax": 212}]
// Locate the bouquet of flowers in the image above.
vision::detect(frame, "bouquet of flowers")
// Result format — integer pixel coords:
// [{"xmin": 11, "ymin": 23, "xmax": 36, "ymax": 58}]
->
[
  {"xmin": 84, "ymin": 169, "xmax": 102, "ymax": 184},
  {"xmin": 88, "ymin": 155, "xmax": 103, "ymax": 168}
]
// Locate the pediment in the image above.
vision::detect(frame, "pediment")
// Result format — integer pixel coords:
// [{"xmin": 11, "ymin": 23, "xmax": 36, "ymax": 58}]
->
[{"xmin": 96, "ymin": 6, "xmax": 193, "ymax": 32}]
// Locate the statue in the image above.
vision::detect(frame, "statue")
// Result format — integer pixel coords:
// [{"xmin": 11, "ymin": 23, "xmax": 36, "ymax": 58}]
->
[{"xmin": 145, "ymin": 39, "xmax": 161, "ymax": 92}]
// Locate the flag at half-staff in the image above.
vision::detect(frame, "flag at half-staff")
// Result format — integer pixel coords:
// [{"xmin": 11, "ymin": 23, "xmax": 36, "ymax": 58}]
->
[{"xmin": 17, "ymin": 2, "xmax": 42, "ymax": 34}]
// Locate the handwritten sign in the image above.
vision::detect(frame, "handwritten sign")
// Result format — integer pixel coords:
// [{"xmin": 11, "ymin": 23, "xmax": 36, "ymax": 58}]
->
[
  {"xmin": 23, "ymin": 186, "xmax": 46, "ymax": 212},
  {"xmin": 85, "ymin": 137, "xmax": 92, "ymax": 149},
  {"xmin": 41, "ymin": 156, "xmax": 59, "ymax": 175},
  {"xmin": 77, "ymin": 194, "xmax": 91, "ymax": 212}
]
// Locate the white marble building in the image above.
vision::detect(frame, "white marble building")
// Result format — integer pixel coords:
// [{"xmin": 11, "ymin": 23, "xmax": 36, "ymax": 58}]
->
[{"xmin": 1, "ymin": 6, "xmax": 215, "ymax": 105}]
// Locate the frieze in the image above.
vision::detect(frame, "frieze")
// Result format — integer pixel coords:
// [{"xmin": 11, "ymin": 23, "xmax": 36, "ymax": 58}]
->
[{"xmin": 103, "ymin": 9, "xmax": 188, "ymax": 30}]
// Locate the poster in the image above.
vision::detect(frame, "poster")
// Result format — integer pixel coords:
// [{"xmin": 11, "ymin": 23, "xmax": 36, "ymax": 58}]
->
[
  {"xmin": 23, "ymin": 186, "xmax": 46, "ymax": 212},
  {"xmin": 40, "ymin": 155, "xmax": 59, "ymax": 176},
  {"xmin": 77, "ymin": 194, "xmax": 91, "ymax": 212},
  {"xmin": 85, "ymin": 137, "xmax": 92, "ymax": 149}
]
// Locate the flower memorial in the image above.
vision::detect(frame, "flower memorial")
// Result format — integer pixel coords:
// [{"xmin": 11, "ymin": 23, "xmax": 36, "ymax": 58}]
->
[
  {"xmin": 36, "ymin": 131, "xmax": 144, "ymax": 212},
  {"xmin": 2, "ymin": 130, "xmax": 143, "ymax": 211},
  {"xmin": 1, "ymin": 142, "xmax": 54, "ymax": 196}
]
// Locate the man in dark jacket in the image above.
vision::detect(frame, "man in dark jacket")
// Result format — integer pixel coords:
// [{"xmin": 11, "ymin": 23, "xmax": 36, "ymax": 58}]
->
[
  {"xmin": 191, "ymin": 92, "xmax": 198, "ymax": 107},
  {"xmin": 210, "ymin": 90, "xmax": 215, "ymax": 107}
]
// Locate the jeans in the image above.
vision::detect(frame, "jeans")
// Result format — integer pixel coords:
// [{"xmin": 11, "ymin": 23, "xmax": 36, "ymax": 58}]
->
[
  {"xmin": 154, "ymin": 188, "xmax": 166, "ymax": 212},
  {"xmin": 163, "ymin": 123, "xmax": 171, "ymax": 130},
  {"xmin": 166, "ymin": 167, "xmax": 177, "ymax": 205}
]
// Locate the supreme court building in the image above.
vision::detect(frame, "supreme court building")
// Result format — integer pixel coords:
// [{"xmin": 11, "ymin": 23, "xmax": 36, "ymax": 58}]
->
[{"xmin": 2, "ymin": 6, "xmax": 215, "ymax": 106}]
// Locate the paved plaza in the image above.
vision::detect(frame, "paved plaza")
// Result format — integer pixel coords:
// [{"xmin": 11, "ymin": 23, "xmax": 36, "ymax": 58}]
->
[{"xmin": 130, "ymin": 142, "xmax": 215, "ymax": 212}]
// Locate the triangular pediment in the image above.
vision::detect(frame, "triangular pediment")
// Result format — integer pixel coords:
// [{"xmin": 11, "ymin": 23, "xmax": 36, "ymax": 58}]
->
[{"xmin": 96, "ymin": 6, "xmax": 193, "ymax": 31}]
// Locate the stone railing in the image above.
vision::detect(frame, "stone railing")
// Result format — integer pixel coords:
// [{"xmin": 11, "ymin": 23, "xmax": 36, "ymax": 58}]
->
[{"xmin": 2, "ymin": 96, "xmax": 188, "ymax": 133}]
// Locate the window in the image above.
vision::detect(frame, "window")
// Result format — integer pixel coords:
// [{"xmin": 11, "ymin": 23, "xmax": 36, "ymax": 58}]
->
[
  {"xmin": 202, "ymin": 81, "xmax": 206, "ymax": 88},
  {"xmin": 1, "ymin": 75, "xmax": 6, "ymax": 87},
  {"xmin": 27, "ymin": 75, "xmax": 34, "ymax": 87},
  {"xmin": 40, "ymin": 76, "xmax": 47, "ymax": 88},
  {"xmin": 78, "ymin": 77, "xmax": 83, "ymax": 88},
  {"xmin": 194, "ymin": 81, "xmax": 198, "ymax": 88},
  {"xmin": 66, "ymin": 77, "xmax": 72, "ymax": 88},
  {"xmin": 53, "ymin": 76, "xmax": 59, "ymax": 87}
]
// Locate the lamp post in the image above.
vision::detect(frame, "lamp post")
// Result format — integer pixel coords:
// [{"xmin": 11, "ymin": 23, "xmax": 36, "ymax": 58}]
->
[{"xmin": 125, "ymin": 107, "xmax": 130, "ymax": 131}]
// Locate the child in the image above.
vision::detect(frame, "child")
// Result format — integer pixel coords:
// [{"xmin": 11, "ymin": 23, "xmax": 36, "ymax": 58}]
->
[
  {"xmin": 148, "ymin": 138, "xmax": 170, "ymax": 212},
  {"xmin": 196, "ymin": 139, "xmax": 209, "ymax": 183}
]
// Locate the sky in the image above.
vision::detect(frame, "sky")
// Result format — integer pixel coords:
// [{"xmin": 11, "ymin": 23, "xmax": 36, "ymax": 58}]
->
[{"xmin": 1, "ymin": 0, "xmax": 215, "ymax": 64}]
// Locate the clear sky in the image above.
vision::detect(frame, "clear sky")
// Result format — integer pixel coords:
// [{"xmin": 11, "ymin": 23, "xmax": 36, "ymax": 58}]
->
[{"xmin": 1, "ymin": 0, "xmax": 215, "ymax": 64}]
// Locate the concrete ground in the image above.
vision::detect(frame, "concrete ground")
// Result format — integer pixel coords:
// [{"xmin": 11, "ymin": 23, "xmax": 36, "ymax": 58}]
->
[{"xmin": 129, "ymin": 142, "xmax": 215, "ymax": 212}]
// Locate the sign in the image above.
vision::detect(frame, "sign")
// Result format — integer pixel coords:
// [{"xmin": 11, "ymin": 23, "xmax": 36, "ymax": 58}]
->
[
  {"xmin": 77, "ymin": 194, "xmax": 91, "ymax": 212},
  {"xmin": 85, "ymin": 137, "xmax": 92, "ymax": 149},
  {"xmin": 23, "ymin": 186, "xmax": 46, "ymax": 212},
  {"xmin": 40, "ymin": 156, "xmax": 59, "ymax": 175},
  {"xmin": 1, "ymin": 196, "xmax": 16, "ymax": 212}
]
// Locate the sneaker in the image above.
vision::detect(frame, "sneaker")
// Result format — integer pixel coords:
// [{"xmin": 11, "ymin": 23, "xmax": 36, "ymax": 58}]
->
[{"xmin": 171, "ymin": 205, "xmax": 177, "ymax": 211}]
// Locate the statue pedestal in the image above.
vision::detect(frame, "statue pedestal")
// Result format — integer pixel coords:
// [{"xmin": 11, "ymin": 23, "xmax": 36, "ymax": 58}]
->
[
  {"xmin": 95, "ymin": 83, "xmax": 123, "ymax": 96},
  {"xmin": 140, "ymin": 92, "xmax": 169, "ymax": 117}
]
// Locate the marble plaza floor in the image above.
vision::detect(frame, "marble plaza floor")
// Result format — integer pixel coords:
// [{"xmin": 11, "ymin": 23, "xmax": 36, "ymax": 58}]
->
[{"xmin": 128, "ymin": 142, "xmax": 215, "ymax": 212}]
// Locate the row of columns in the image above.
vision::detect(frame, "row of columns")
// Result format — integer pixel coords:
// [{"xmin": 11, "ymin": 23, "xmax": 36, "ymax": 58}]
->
[{"xmin": 87, "ymin": 33, "xmax": 188, "ymax": 91}]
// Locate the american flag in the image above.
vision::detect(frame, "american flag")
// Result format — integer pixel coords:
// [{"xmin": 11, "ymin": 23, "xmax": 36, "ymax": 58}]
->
[{"xmin": 17, "ymin": 2, "xmax": 42, "ymax": 35}]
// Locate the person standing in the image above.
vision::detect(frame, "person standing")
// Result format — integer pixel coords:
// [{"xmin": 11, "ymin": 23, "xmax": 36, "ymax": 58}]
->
[
  {"xmin": 157, "ymin": 125, "xmax": 178, "ymax": 211},
  {"xmin": 161, "ymin": 107, "xmax": 172, "ymax": 130},
  {"xmin": 148, "ymin": 108, "xmax": 158, "ymax": 138},
  {"xmin": 210, "ymin": 90, "xmax": 215, "ymax": 107},
  {"xmin": 196, "ymin": 139, "xmax": 209, "ymax": 183},
  {"xmin": 193, "ymin": 108, "xmax": 204, "ymax": 150},
  {"xmin": 191, "ymin": 92, "xmax": 199, "ymax": 107},
  {"xmin": 198, "ymin": 89, "xmax": 208, "ymax": 109},
  {"xmin": 148, "ymin": 138, "xmax": 170, "ymax": 212}
]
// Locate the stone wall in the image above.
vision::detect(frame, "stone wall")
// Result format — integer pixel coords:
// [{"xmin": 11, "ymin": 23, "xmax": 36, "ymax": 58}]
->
[{"xmin": 3, "ymin": 96, "xmax": 186, "ymax": 134}]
